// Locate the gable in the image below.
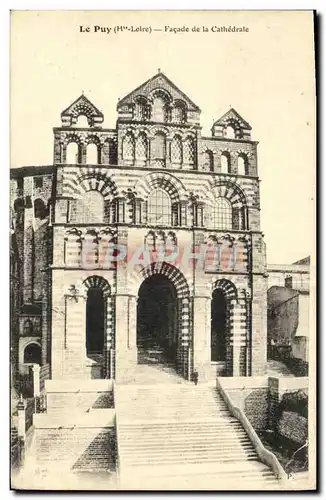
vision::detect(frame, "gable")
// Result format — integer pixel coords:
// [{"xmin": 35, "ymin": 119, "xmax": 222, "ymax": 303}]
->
[
  {"xmin": 118, "ymin": 72, "xmax": 200, "ymax": 112},
  {"xmin": 213, "ymin": 108, "xmax": 251, "ymax": 130},
  {"xmin": 61, "ymin": 94, "xmax": 104, "ymax": 127}
]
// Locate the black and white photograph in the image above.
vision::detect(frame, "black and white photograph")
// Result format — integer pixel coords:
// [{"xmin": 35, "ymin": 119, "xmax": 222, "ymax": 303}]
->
[{"xmin": 9, "ymin": 10, "xmax": 316, "ymax": 491}]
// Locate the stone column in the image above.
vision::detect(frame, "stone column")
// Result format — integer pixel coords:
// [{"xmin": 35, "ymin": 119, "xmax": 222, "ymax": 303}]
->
[
  {"xmin": 192, "ymin": 293, "xmax": 211, "ymax": 382},
  {"xmin": 63, "ymin": 294, "xmax": 86, "ymax": 379},
  {"xmin": 180, "ymin": 200, "xmax": 188, "ymax": 227},
  {"xmin": 105, "ymin": 296, "xmax": 114, "ymax": 379},
  {"xmin": 230, "ymin": 293, "xmax": 248, "ymax": 377}
]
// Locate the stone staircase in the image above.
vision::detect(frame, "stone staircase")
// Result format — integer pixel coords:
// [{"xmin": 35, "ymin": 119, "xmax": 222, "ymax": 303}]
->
[{"xmin": 115, "ymin": 384, "xmax": 282, "ymax": 489}]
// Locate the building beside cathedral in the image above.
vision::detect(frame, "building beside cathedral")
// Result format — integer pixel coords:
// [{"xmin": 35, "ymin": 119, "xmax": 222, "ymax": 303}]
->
[{"xmin": 10, "ymin": 71, "xmax": 268, "ymax": 385}]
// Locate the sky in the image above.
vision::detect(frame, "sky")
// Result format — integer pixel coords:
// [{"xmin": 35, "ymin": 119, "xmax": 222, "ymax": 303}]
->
[{"xmin": 10, "ymin": 10, "xmax": 316, "ymax": 264}]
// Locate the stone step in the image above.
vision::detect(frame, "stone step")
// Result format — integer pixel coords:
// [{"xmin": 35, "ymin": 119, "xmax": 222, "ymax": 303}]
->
[
  {"xmin": 119, "ymin": 434, "xmax": 249, "ymax": 445},
  {"xmin": 123, "ymin": 459, "xmax": 270, "ymax": 476},
  {"xmin": 121, "ymin": 453, "xmax": 258, "ymax": 466},
  {"xmin": 120, "ymin": 443, "xmax": 255, "ymax": 458},
  {"xmin": 119, "ymin": 421, "xmax": 243, "ymax": 430},
  {"xmin": 119, "ymin": 437, "xmax": 252, "ymax": 449}
]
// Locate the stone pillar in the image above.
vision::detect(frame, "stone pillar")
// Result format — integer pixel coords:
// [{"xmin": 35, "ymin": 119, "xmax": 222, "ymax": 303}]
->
[
  {"xmin": 180, "ymin": 200, "xmax": 188, "ymax": 227},
  {"xmin": 63, "ymin": 294, "xmax": 86, "ymax": 378},
  {"xmin": 179, "ymin": 297, "xmax": 191, "ymax": 379},
  {"xmin": 230, "ymin": 295, "xmax": 248, "ymax": 377},
  {"xmin": 81, "ymin": 143, "xmax": 87, "ymax": 164},
  {"xmin": 105, "ymin": 296, "xmax": 114, "ymax": 379},
  {"xmin": 32, "ymin": 364, "xmax": 40, "ymax": 397},
  {"xmin": 192, "ymin": 294, "xmax": 211, "ymax": 382}
]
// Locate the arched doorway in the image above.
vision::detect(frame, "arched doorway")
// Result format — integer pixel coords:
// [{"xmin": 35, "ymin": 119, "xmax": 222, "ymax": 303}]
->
[
  {"xmin": 86, "ymin": 287, "xmax": 105, "ymax": 360},
  {"xmin": 211, "ymin": 289, "xmax": 227, "ymax": 362},
  {"xmin": 24, "ymin": 343, "xmax": 41, "ymax": 364},
  {"xmin": 137, "ymin": 275, "xmax": 178, "ymax": 366}
]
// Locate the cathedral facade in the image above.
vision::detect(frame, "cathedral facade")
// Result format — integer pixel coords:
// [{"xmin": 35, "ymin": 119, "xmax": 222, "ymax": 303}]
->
[{"xmin": 10, "ymin": 72, "xmax": 268, "ymax": 384}]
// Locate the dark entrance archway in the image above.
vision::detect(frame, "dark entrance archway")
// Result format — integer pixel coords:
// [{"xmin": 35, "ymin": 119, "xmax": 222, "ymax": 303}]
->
[
  {"xmin": 211, "ymin": 289, "xmax": 227, "ymax": 362},
  {"xmin": 86, "ymin": 287, "xmax": 105, "ymax": 356},
  {"xmin": 137, "ymin": 274, "xmax": 178, "ymax": 366}
]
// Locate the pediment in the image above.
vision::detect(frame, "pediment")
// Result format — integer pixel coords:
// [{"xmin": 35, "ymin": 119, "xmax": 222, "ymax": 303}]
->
[
  {"xmin": 118, "ymin": 72, "xmax": 200, "ymax": 112},
  {"xmin": 61, "ymin": 94, "xmax": 104, "ymax": 127}
]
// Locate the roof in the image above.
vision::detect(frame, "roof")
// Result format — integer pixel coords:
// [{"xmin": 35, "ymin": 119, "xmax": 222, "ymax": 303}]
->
[
  {"xmin": 118, "ymin": 72, "xmax": 201, "ymax": 112},
  {"xmin": 212, "ymin": 108, "xmax": 252, "ymax": 130},
  {"xmin": 61, "ymin": 94, "xmax": 104, "ymax": 119}
]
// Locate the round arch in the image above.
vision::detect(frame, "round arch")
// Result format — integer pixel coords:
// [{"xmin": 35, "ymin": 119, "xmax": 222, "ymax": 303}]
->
[
  {"xmin": 134, "ymin": 171, "xmax": 188, "ymax": 204},
  {"xmin": 80, "ymin": 275, "xmax": 111, "ymax": 297},
  {"xmin": 134, "ymin": 262, "xmax": 191, "ymax": 378}
]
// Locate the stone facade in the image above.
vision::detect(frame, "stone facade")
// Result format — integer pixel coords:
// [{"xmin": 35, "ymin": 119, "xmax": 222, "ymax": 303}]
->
[{"xmin": 10, "ymin": 71, "xmax": 268, "ymax": 383}]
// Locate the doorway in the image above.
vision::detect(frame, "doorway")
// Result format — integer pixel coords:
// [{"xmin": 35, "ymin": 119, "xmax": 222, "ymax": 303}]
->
[
  {"xmin": 86, "ymin": 287, "xmax": 105, "ymax": 358},
  {"xmin": 211, "ymin": 289, "xmax": 227, "ymax": 362},
  {"xmin": 137, "ymin": 275, "xmax": 178, "ymax": 366}
]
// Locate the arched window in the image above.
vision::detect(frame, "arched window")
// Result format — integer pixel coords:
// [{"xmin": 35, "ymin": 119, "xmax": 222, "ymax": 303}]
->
[
  {"xmin": 77, "ymin": 190, "xmax": 104, "ymax": 223},
  {"xmin": 66, "ymin": 142, "xmax": 80, "ymax": 164},
  {"xmin": 135, "ymin": 98, "xmax": 148, "ymax": 121},
  {"xmin": 136, "ymin": 133, "xmax": 148, "ymax": 161},
  {"xmin": 221, "ymin": 152, "xmax": 231, "ymax": 174},
  {"xmin": 75, "ymin": 114, "xmax": 89, "ymax": 127},
  {"xmin": 212, "ymin": 197, "xmax": 233, "ymax": 229},
  {"xmin": 203, "ymin": 150, "xmax": 214, "ymax": 172},
  {"xmin": 225, "ymin": 125, "xmax": 235, "ymax": 139},
  {"xmin": 238, "ymin": 154, "xmax": 249, "ymax": 175},
  {"xmin": 24, "ymin": 343, "xmax": 41, "ymax": 364},
  {"xmin": 171, "ymin": 136, "xmax": 182, "ymax": 164},
  {"xmin": 122, "ymin": 133, "xmax": 135, "ymax": 161},
  {"xmin": 87, "ymin": 143, "xmax": 99, "ymax": 164},
  {"xmin": 152, "ymin": 132, "xmax": 166, "ymax": 160},
  {"xmin": 152, "ymin": 97, "xmax": 166, "ymax": 122},
  {"xmin": 148, "ymin": 189, "xmax": 171, "ymax": 225},
  {"xmin": 34, "ymin": 198, "xmax": 48, "ymax": 219},
  {"xmin": 172, "ymin": 103, "xmax": 186, "ymax": 123},
  {"xmin": 183, "ymin": 137, "xmax": 195, "ymax": 165}
]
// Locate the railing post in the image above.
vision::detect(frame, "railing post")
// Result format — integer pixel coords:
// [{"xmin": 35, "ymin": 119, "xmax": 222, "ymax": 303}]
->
[{"xmin": 17, "ymin": 395, "xmax": 26, "ymax": 467}]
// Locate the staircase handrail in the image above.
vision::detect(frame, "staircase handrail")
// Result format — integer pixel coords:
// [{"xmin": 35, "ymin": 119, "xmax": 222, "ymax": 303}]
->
[
  {"xmin": 216, "ymin": 379, "xmax": 287, "ymax": 483},
  {"xmin": 112, "ymin": 380, "xmax": 122, "ymax": 482}
]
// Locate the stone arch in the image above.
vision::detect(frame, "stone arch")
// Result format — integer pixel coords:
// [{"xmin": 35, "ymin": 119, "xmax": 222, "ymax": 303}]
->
[
  {"xmin": 134, "ymin": 95, "xmax": 150, "ymax": 121},
  {"xmin": 237, "ymin": 152, "xmax": 249, "ymax": 175},
  {"xmin": 137, "ymin": 262, "xmax": 190, "ymax": 298},
  {"xmin": 23, "ymin": 342, "xmax": 41, "ymax": 364},
  {"xmin": 74, "ymin": 172, "xmax": 118, "ymax": 201},
  {"xmin": 207, "ymin": 180, "xmax": 248, "ymax": 230},
  {"xmin": 210, "ymin": 278, "xmax": 239, "ymax": 374},
  {"xmin": 172, "ymin": 99, "xmax": 187, "ymax": 123},
  {"xmin": 86, "ymin": 135, "xmax": 101, "ymax": 164},
  {"xmin": 134, "ymin": 171, "xmax": 187, "ymax": 203},
  {"xmin": 65, "ymin": 134, "xmax": 82, "ymax": 164},
  {"xmin": 81, "ymin": 275, "xmax": 111, "ymax": 298},
  {"xmin": 134, "ymin": 262, "xmax": 191, "ymax": 378},
  {"xmin": 212, "ymin": 278, "xmax": 238, "ymax": 301}
]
